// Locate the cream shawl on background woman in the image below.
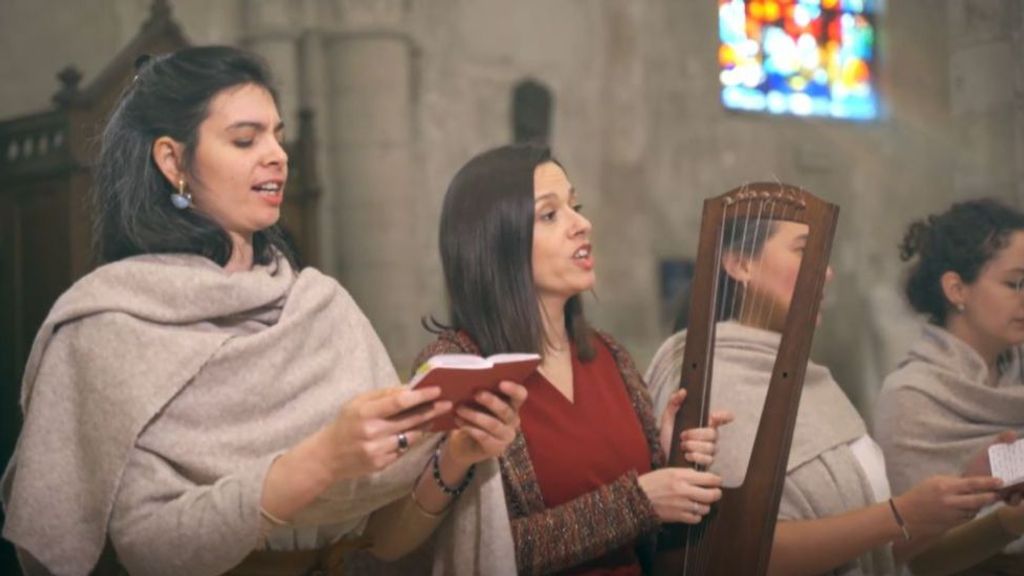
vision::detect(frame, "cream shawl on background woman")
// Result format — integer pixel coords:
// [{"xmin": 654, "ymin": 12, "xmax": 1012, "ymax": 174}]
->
[
  {"xmin": 646, "ymin": 321, "xmax": 892, "ymax": 576},
  {"xmin": 1, "ymin": 253, "xmax": 514, "ymax": 576},
  {"xmin": 876, "ymin": 324, "xmax": 1024, "ymax": 555},
  {"xmin": 876, "ymin": 324, "xmax": 1024, "ymax": 494}
]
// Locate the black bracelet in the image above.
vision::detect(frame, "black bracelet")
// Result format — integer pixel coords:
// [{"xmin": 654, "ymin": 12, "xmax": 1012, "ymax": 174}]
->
[
  {"xmin": 888, "ymin": 498, "xmax": 911, "ymax": 541},
  {"xmin": 432, "ymin": 437, "xmax": 476, "ymax": 497}
]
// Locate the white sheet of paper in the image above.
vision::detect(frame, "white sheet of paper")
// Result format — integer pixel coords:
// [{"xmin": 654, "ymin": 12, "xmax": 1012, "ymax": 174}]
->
[{"xmin": 989, "ymin": 438, "xmax": 1024, "ymax": 487}]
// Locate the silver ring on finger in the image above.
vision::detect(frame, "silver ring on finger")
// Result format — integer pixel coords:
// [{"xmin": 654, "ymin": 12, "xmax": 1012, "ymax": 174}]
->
[
  {"xmin": 396, "ymin": 432, "xmax": 409, "ymax": 454},
  {"xmin": 691, "ymin": 502, "xmax": 701, "ymax": 514}
]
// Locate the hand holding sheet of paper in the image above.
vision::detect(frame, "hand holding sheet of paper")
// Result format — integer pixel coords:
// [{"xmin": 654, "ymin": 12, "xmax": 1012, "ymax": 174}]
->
[{"xmin": 986, "ymin": 432, "xmax": 1024, "ymax": 502}]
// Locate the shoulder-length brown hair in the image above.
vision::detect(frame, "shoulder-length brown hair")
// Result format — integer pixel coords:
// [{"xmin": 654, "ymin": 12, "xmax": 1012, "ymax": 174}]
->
[{"xmin": 434, "ymin": 144, "xmax": 594, "ymax": 360}]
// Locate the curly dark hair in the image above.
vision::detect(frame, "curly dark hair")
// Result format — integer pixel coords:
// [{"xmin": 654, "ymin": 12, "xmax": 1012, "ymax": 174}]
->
[{"xmin": 900, "ymin": 198, "xmax": 1024, "ymax": 324}]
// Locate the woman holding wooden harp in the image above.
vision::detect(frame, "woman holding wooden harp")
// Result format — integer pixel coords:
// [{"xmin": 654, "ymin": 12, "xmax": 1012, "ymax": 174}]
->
[
  {"xmin": 415, "ymin": 144, "xmax": 733, "ymax": 575},
  {"xmin": 645, "ymin": 183, "xmax": 1003, "ymax": 576}
]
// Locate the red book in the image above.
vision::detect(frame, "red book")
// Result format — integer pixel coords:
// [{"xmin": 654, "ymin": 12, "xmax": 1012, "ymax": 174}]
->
[{"xmin": 411, "ymin": 353, "xmax": 540, "ymax": 431}]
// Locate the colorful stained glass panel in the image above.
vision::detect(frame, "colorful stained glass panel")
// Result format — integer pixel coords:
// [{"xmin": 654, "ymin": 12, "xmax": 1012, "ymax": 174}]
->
[{"xmin": 719, "ymin": 0, "xmax": 880, "ymax": 120}]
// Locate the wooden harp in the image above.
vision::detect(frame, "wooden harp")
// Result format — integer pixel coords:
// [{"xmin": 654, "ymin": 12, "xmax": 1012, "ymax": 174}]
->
[{"xmin": 653, "ymin": 183, "xmax": 839, "ymax": 576}]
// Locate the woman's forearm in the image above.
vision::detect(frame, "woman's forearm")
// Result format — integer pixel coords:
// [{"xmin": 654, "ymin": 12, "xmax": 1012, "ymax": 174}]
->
[
  {"xmin": 906, "ymin": 509, "xmax": 1021, "ymax": 576},
  {"xmin": 112, "ymin": 449, "xmax": 279, "ymax": 576},
  {"xmin": 364, "ymin": 443, "xmax": 474, "ymax": 560},
  {"xmin": 260, "ymin": 428, "xmax": 336, "ymax": 523},
  {"xmin": 768, "ymin": 502, "xmax": 902, "ymax": 576},
  {"xmin": 511, "ymin": 472, "xmax": 659, "ymax": 575}
]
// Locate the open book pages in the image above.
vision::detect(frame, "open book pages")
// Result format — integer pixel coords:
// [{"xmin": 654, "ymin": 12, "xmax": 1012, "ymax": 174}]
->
[
  {"xmin": 989, "ymin": 438, "xmax": 1024, "ymax": 488},
  {"xmin": 410, "ymin": 352, "xmax": 541, "ymax": 431},
  {"xmin": 411, "ymin": 353, "xmax": 542, "ymax": 385}
]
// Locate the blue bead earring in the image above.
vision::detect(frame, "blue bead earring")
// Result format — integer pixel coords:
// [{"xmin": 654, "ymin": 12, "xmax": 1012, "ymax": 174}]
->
[{"xmin": 170, "ymin": 179, "xmax": 192, "ymax": 210}]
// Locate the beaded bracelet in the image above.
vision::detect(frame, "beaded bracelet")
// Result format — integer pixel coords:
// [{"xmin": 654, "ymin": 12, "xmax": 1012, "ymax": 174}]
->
[
  {"xmin": 888, "ymin": 498, "xmax": 911, "ymax": 541},
  {"xmin": 432, "ymin": 437, "xmax": 476, "ymax": 497}
]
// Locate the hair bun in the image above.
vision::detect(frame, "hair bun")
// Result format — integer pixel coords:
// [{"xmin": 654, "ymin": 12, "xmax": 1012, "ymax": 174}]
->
[{"xmin": 899, "ymin": 220, "xmax": 930, "ymax": 262}]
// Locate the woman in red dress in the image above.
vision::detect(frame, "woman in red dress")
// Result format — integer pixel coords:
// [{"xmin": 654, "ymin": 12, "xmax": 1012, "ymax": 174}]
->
[{"xmin": 415, "ymin": 144, "xmax": 731, "ymax": 575}]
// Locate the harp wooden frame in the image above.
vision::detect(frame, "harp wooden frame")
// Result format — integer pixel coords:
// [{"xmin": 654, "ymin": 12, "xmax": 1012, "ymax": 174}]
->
[{"xmin": 654, "ymin": 183, "xmax": 839, "ymax": 576}]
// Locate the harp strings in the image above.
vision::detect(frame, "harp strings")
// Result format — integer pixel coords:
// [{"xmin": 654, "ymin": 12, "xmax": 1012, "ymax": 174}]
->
[
  {"xmin": 737, "ymin": 198, "xmax": 768, "ymax": 325},
  {"xmin": 681, "ymin": 194, "xmax": 734, "ymax": 575},
  {"xmin": 684, "ymin": 189, "xmax": 799, "ymax": 575},
  {"xmin": 759, "ymin": 199, "xmax": 797, "ymax": 330},
  {"xmin": 728, "ymin": 196, "xmax": 754, "ymax": 321},
  {"xmin": 746, "ymin": 198, "xmax": 775, "ymax": 327}
]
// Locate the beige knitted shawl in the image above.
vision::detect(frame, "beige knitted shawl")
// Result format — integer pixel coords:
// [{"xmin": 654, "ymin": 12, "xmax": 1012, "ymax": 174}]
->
[
  {"xmin": 876, "ymin": 324, "xmax": 1024, "ymax": 495},
  {"xmin": 646, "ymin": 321, "xmax": 892, "ymax": 576},
  {"xmin": 1, "ymin": 253, "xmax": 514, "ymax": 576}
]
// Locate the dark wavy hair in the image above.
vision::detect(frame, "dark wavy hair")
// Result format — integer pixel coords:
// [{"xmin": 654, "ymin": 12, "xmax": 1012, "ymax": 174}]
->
[
  {"xmin": 93, "ymin": 45, "xmax": 295, "ymax": 266},
  {"xmin": 434, "ymin": 144, "xmax": 594, "ymax": 360},
  {"xmin": 900, "ymin": 198, "xmax": 1024, "ymax": 325}
]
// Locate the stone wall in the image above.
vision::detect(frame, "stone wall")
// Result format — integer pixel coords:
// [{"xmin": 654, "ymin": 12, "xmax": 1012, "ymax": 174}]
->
[{"xmin": 2, "ymin": 0, "xmax": 1022, "ymax": 417}]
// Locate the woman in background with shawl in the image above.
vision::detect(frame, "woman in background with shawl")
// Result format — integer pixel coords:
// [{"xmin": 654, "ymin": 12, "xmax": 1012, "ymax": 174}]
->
[
  {"xmin": 876, "ymin": 199, "xmax": 1024, "ymax": 574},
  {"xmin": 1, "ymin": 46, "xmax": 524, "ymax": 576},
  {"xmin": 646, "ymin": 199, "xmax": 1004, "ymax": 576}
]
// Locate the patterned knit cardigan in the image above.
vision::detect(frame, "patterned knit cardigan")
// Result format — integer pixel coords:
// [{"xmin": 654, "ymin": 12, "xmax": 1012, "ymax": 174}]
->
[{"xmin": 413, "ymin": 329, "xmax": 664, "ymax": 575}]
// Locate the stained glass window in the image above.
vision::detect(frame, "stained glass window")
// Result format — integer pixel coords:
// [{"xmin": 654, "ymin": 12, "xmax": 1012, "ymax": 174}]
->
[{"xmin": 719, "ymin": 0, "xmax": 880, "ymax": 121}]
